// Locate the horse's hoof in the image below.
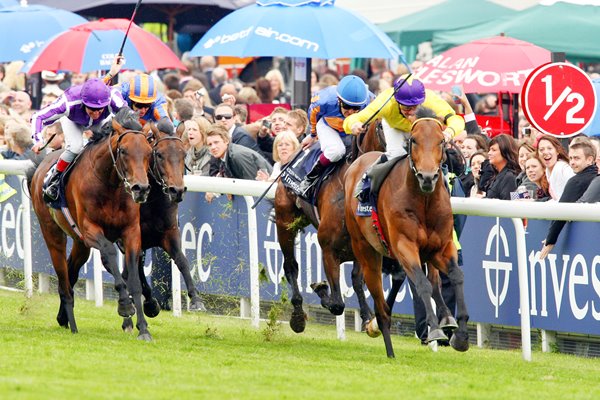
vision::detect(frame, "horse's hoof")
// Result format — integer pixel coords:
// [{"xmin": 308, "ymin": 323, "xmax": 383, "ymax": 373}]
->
[
  {"xmin": 137, "ymin": 333, "xmax": 153, "ymax": 342},
  {"xmin": 329, "ymin": 303, "xmax": 345, "ymax": 316},
  {"xmin": 189, "ymin": 298, "xmax": 207, "ymax": 312},
  {"xmin": 366, "ymin": 318, "xmax": 381, "ymax": 338},
  {"xmin": 310, "ymin": 281, "xmax": 329, "ymax": 297},
  {"xmin": 122, "ymin": 318, "xmax": 134, "ymax": 333},
  {"xmin": 118, "ymin": 302, "xmax": 136, "ymax": 318},
  {"xmin": 450, "ymin": 332, "xmax": 470, "ymax": 352},
  {"xmin": 289, "ymin": 309, "xmax": 307, "ymax": 333},
  {"xmin": 439, "ymin": 315, "xmax": 458, "ymax": 330},
  {"xmin": 427, "ymin": 328, "xmax": 448, "ymax": 343},
  {"xmin": 143, "ymin": 298, "xmax": 161, "ymax": 318}
]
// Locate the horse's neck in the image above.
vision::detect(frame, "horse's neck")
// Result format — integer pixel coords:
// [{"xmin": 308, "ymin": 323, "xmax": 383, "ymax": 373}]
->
[{"xmin": 87, "ymin": 139, "xmax": 121, "ymax": 187}]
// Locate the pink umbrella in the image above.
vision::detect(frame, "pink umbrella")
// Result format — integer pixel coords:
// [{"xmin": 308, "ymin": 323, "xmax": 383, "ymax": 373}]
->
[
  {"xmin": 26, "ymin": 18, "xmax": 186, "ymax": 73},
  {"xmin": 414, "ymin": 35, "xmax": 551, "ymax": 93}
]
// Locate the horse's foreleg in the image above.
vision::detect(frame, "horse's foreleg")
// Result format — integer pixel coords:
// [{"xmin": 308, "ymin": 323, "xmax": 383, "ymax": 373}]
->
[
  {"xmin": 61, "ymin": 240, "xmax": 91, "ymax": 332},
  {"xmin": 162, "ymin": 232, "xmax": 206, "ymax": 312},
  {"xmin": 85, "ymin": 229, "xmax": 135, "ymax": 318},
  {"xmin": 428, "ymin": 267, "xmax": 457, "ymax": 333},
  {"xmin": 277, "ymin": 223, "xmax": 306, "ymax": 333},
  {"xmin": 383, "ymin": 258, "xmax": 406, "ymax": 315},
  {"xmin": 138, "ymin": 251, "xmax": 161, "ymax": 318},
  {"xmin": 319, "ymin": 249, "xmax": 345, "ymax": 316},
  {"xmin": 352, "ymin": 261, "xmax": 372, "ymax": 331},
  {"xmin": 123, "ymin": 232, "xmax": 151, "ymax": 341}
]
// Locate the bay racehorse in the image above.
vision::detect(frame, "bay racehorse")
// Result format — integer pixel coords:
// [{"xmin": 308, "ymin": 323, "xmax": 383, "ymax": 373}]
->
[
  {"xmin": 28, "ymin": 108, "xmax": 154, "ymax": 340},
  {"xmin": 274, "ymin": 121, "xmax": 385, "ymax": 333},
  {"xmin": 121, "ymin": 120, "xmax": 206, "ymax": 332},
  {"xmin": 344, "ymin": 111, "xmax": 469, "ymax": 357}
]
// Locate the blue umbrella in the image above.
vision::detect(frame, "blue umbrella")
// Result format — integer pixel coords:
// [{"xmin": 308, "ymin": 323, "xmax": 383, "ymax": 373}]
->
[
  {"xmin": 190, "ymin": 0, "xmax": 404, "ymax": 60},
  {"xmin": 0, "ymin": 0, "xmax": 18, "ymax": 8},
  {"xmin": 0, "ymin": 4, "xmax": 87, "ymax": 62}
]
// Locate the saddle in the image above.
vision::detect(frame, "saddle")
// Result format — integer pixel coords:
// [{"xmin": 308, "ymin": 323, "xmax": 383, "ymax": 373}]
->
[
  {"xmin": 42, "ymin": 152, "xmax": 83, "ymax": 210},
  {"xmin": 355, "ymin": 155, "xmax": 407, "ymax": 217}
]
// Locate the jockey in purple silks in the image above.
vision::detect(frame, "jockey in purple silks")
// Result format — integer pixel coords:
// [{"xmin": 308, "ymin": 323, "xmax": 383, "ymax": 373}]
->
[{"xmin": 31, "ymin": 77, "xmax": 126, "ymax": 201}]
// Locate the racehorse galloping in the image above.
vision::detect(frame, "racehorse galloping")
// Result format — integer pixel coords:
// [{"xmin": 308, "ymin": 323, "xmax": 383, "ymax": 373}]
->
[
  {"xmin": 274, "ymin": 121, "xmax": 385, "ymax": 333},
  {"xmin": 122, "ymin": 120, "xmax": 206, "ymax": 332},
  {"xmin": 344, "ymin": 111, "xmax": 469, "ymax": 357},
  {"xmin": 28, "ymin": 108, "xmax": 154, "ymax": 340}
]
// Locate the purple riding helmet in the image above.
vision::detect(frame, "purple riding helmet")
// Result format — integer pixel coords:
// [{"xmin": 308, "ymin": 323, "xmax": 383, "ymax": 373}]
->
[
  {"xmin": 81, "ymin": 78, "xmax": 111, "ymax": 108},
  {"xmin": 393, "ymin": 76, "xmax": 426, "ymax": 106}
]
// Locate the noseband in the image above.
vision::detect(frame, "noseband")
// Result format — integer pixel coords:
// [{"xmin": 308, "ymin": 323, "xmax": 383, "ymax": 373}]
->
[
  {"xmin": 407, "ymin": 117, "xmax": 445, "ymax": 178},
  {"xmin": 108, "ymin": 129, "xmax": 147, "ymax": 195},
  {"xmin": 148, "ymin": 135, "xmax": 184, "ymax": 194}
]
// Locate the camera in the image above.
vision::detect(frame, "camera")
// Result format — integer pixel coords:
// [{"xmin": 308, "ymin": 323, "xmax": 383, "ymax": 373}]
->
[
  {"xmin": 451, "ymin": 85, "xmax": 462, "ymax": 104},
  {"xmin": 262, "ymin": 119, "xmax": 272, "ymax": 130}
]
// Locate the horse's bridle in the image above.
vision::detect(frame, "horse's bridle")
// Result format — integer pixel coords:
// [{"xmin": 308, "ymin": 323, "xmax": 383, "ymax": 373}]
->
[
  {"xmin": 148, "ymin": 135, "xmax": 184, "ymax": 194},
  {"xmin": 356, "ymin": 120, "xmax": 386, "ymax": 156},
  {"xmin": 407, "ymin": 117, "xmax": 445, "ymax": 177},
  {"xmin": 108, "ymin": 129, "xmax": 147, "ymax": 195}
]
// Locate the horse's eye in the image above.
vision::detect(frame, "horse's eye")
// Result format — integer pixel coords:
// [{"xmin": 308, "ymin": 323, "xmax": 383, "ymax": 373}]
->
[{"xmin": 156, "ymin": 152, "xmax": 164, "ymax": 160}]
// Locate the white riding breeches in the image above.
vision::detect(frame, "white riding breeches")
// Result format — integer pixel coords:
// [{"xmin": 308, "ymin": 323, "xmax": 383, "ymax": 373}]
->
[
  {"xmin": 382, "ymin": 118, "xmax": 409, "ymax": 159},
  {"xmin": 316, "ymin": 119, "xmax": 346, "ymax": 162},
  {"xmin": 59, "ymin": 116, "xmax": 86, "ymax": 162}
]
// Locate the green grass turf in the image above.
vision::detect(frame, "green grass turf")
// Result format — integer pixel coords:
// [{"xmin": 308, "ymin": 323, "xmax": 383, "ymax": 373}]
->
[{"xmin": 1, "ymin": 289, "xmax": 599, "ymax": 400}]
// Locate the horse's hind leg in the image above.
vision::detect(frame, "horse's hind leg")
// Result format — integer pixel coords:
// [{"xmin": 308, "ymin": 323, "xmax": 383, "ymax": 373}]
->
[
  {"xmin": 122, "ymin": 251, "xmax": 158, "ymax": 333},
  {"xmin": 162, "ymin": 233, "xmax": 206, "ymax": 312},
  {"xmin": 352, "ymin": 261, "xmax": 373, "ymax": 331},
  {"xmin": 316, "ymin": 248, "xmax": 345, "ymax": 316},
  {"xmin": 428, "ymin": 267, "xmax": 457, "ymax": 334},
  {"xmin": 45, "ymin": 234, "xmax": 75, "ymax": 332}
]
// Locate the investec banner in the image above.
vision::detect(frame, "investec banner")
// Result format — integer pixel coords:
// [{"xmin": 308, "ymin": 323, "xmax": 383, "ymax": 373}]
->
[{"xmin": 2, "ymin": 174, "xmax": 600, "ymax": 334}]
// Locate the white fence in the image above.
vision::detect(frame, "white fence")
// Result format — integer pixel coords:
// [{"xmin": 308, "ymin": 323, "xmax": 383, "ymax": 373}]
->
[{"xmin": 4, "ymin": 159, "xmax": 600, "ymax": 361}]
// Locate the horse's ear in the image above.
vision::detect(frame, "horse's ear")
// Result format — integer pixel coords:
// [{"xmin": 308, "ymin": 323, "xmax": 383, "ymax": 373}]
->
[
  {"xmin": 143, "ymin": 122, "xmax": 158, "ymax": 141},
  {"xmin": 112, "ymin": 116, "xmax": 125, "ymax": 134},
  {"xmin": 175, "ymin": 122, "xmax": 185, "ymax": 139}
]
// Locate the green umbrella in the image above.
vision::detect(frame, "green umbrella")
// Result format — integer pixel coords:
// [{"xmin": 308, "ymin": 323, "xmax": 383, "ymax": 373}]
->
[
  {"xmin": 432, "ymin": 3, "xmax": 600, "ymax": 63},
  {"xmin": 378, "ymin": 0, "xmax": 515, "ymax": 62}
]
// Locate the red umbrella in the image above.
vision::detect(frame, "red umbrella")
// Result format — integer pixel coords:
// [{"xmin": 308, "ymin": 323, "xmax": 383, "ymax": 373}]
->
[
  {"xmin": 26, "ymin": 18, "xmax": 186, "ymax": 73},
  {"xmin": 414, "ymin": 35, "xmax": 551, "ymax": 93}
]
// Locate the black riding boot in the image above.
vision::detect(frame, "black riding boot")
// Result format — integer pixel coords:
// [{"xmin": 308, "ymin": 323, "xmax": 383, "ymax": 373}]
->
[
  {"xmin": 356, "ymin": 154, "xmax": 388, "ymax": 203},
  {"xmin": 299, "ymin": 161, "xmax": 327, "ymax": 196},
  {"xmin": 43, "ymin": 169, "xmax": 63, "ymax": 202}
]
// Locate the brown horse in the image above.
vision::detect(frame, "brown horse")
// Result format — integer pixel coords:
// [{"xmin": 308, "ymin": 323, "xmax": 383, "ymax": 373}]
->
[
  {"xmin": 344, "ymin": 113, "xmax": 469, "ymax": 357},
  {"xmin": 121, "ymin": 120, "xmax": 206, "ymax": 332},
  {"xmin": 28, "ymin": 108, "xmax": 154, "ymax": 340},
  {"xmin": 274, "ymin": 121, "xmax": 385, "ymax": 333}
]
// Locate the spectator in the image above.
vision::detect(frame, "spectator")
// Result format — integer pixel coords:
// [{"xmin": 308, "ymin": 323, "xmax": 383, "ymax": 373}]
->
[
  {"xmin": 516, "ymin": 140, "xmax": 538, "ymax": 193},
  {"xmin": 469, "ymin": 150, "xmax": 487, "ymax": 198},
  {"xmin": 233, "ymin": 104, "xmax": 248, "ymax": 125},
  {"xmin": 41, "ymin": 70, "xmax": 65, "ymax": 97},
  {"xmin": 318, "ymin": 73, "xmax": 339, "ymax": 88},
  {"xmin": 184, "ymin": 116, "xmax": 212, "ymax": 176},
  {"xmin": 1, "ymin": 90, "xmax": 33, "ymax": 121},
  {"xmin": 285, "ymin": 109, "xmax": 309, "ymax": 141},
  {"xmin": 256, "ymin": 130, "xmax": 300, "ymax": 182},
  {"xmin": 265, "ymin": 69, "xmax": 290, "ymax": 104},
  {"xmin": 205, "ymin": 124, "xmax": 272, "ymax": 202},
  {"xmin": 255, "ymin": 78, "xmax": 273, "ymax": 103},
  {"xmin": 42, "ymin": 122, "xmax": 64, "ymax": 152},
  {"xmin": 524, "ymin": 154, "xmax": 550, "ymax": 201},
  {"xmin": 182, "ymin": 81, "xmax": 214, "ymax": 121},
  {"xmin": 162, "ymin": 72, "xmax": 181, "ymax": 91},
  {"xmin": 588, "ymin": 136, "xmax": 600, "ymax": 171},
  {"xmin": 2, "ymin": 121, "xmax": 33, "ymax": 159},
  {"xmin": 537, "ymin": 135, "xmax": 574, "ymax": 200},
  {"xmin": 459, "ymin": 134, "xmax": 488, "ymax": 194},
  {"xmin": 539, "ymin": 138, "xmax": 598, "ymax": 259},
  {"xmin": 474, "ymin": 94, "xmax": 498, "ymax": 116},
  {"xmin": 199, "ymin": 56, "xmax": 217, "ymax": 89},
  {"xmin": 208, "ymin": 67, "xmax": 228, "ymax": 105},
  {"xmin": 178, "ymin": 59, "xmax": 196, "ymax": 92},
  {"xmin": 40, "ymin": 93, "xmax": 59, "ymax": 109},
  {"xmin": 237, "ymin": 87, "xmax": 260, "ymax": 105},
  {"xmin": 484, "ymin": 134, "xmax": 519, "ymax": 200},
  {"xmin": 214, "ymin": 103, "xmax": 263, "ymax": 156},
  {"xmin": 70, "ymin": 72, "xmax": 88, "ymax": 86},
  {"xmin": 173, "ymin": 98, "xmax": 195, "ymax": 124},
  {"xmin": 165, "ymin": 89, "xmax": 183, "ymax": 100},
  {"xmin": 219, "ymin": 83, "xmax": 238, "ymax": 105}
]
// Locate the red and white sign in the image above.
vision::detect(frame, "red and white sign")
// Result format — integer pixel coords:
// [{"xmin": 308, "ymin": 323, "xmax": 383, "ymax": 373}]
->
[{"xmin": 521, "ymin": 62, "xmax": 597, "ymax": 138}]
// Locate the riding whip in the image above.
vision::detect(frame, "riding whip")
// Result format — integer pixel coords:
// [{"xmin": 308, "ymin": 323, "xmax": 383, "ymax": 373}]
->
[
  {"xmin": 362, "ymin": 73, "xmax": 412, "ymax": 127},
  {"xmin": 38, "ymin": 133, "xmax": 57, "ymax": 151},
  {"xmin": 251, "ymin": 149, "xmax": 309, "ymax": 209},
  {"xmin": 109, "ymin": 0, "xmax": 143, "ymax": 84}
]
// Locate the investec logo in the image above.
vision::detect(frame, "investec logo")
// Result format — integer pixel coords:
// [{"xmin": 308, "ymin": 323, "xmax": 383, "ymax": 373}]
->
[
  {"xmin": 203, "ymin": 26, "xmax": 319, "ymax": 52},
  {"xmin": 481, "ymin": 224, "xmax": 512, "ymax": 318}
]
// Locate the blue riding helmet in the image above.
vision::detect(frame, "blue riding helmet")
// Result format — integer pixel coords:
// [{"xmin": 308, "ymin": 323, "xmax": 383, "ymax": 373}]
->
[
  {"xmin": 336, "ymin": 75, "xmax": 368, "ymax": 107},
  {"xmin": 81, "ymin": 78, "xmax": 111, "ymax": 108},
  {"xmin": 393, "ymin": 76, "xmax": 425, "ymax": 106}
]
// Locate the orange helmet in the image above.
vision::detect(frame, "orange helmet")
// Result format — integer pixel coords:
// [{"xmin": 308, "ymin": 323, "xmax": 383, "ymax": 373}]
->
[{"xmin": 128, "ymin": 74, "xmax": 157, "ymax": 104}]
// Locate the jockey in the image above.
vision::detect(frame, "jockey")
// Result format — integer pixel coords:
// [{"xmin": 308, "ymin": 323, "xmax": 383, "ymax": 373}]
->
[
  {"xmin": 298, "ymin": 75, "xmax": 370, "ymax": 195},
  {"xmin": 31, "ymin": 78, "xmax": 126, "ymax": 201},
  {"xmin": 343, "ymin": 74, "xmax": 464, "ymax": 164},
  {"xmin": 119, "ymin": 74, "xmax": 171, "ymax": 125}
]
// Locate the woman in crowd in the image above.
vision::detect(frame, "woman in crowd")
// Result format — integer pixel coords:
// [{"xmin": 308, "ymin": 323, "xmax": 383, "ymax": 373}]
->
[
  {"xmin": 516, "ymin": 139, "xmax": 538, "ymax": 193},
  {"xmin": 536, "ymin": 135, "xmax": 573, "ymax": 200},
  {"xmin": 265, "ymin": 69, "xmax": 290, "ymax": 104},
  {"xmin": 469, "ymin": 150, "xmax": 488, "ymax": 198},
  {"xmin": 525, "ymin": 154, "xmax": 551, "ymax": 201},
  {"xmin": 485, "ymin": 134, "xmax": 519, "ymax": 200},
  {"xmin": 256, "ymin": 130, "xmax": 300, "ymax": 182},
  {"xmin": 184, "ymin": 116, "xmax": 212, "ymax": 176}
]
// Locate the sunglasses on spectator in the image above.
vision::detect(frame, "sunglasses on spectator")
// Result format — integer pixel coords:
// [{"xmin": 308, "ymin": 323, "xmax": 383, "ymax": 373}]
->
[
  {"xmin": 86, "ymin": 106, "xmax": 105, "ymax": 112},
  {"xmin": 132, "ymin": 101, "xmax": 151, "ymax": 109},
  {"xmin": 339, "ymin": 100, "xmax": 361, "ymax": 111},
  {"xmin": 215, "ymin": 114, "xmax": 233, "ymax": 121}
]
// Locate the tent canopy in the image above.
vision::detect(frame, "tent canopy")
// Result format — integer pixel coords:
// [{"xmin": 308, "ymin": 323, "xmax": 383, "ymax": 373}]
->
[{"xmin": 432, "ymin": 3, "xmax": 600, "ymax": 63}]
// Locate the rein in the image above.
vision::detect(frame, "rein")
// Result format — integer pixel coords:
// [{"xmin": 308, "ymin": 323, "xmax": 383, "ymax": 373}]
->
[
  {"xmin": 108, "ymin": 129, "xmax": 147, "ymax": 195},
  {"xmin": 148, "ymin": 135, "xmax": 184, "ymax": 194}
]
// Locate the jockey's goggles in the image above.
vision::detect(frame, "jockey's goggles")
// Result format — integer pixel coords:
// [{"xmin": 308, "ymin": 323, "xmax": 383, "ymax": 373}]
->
[
  {"xmin": 85, "ymin": 106, "xmax": 105, "ymax": 112},
  {"xmin": 339, "ymin": 99, "xmax": 361, "ymax": 111},
  {"xmin": 132, "ymin": 101, "xmax": 152, "ymax": 109},
  {"xmin": 399, "ymin": 104, "xmax": 418, "ymax": 112}
]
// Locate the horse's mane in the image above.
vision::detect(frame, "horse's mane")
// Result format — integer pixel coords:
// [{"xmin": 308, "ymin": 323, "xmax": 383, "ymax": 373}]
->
[
  {"xmin": 415, "ymin": 107, "xmax": 439, "ymax": 121},
  {"xmin": 89, "ymin": 107, "xmax": 142, "ymax": 143}
]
